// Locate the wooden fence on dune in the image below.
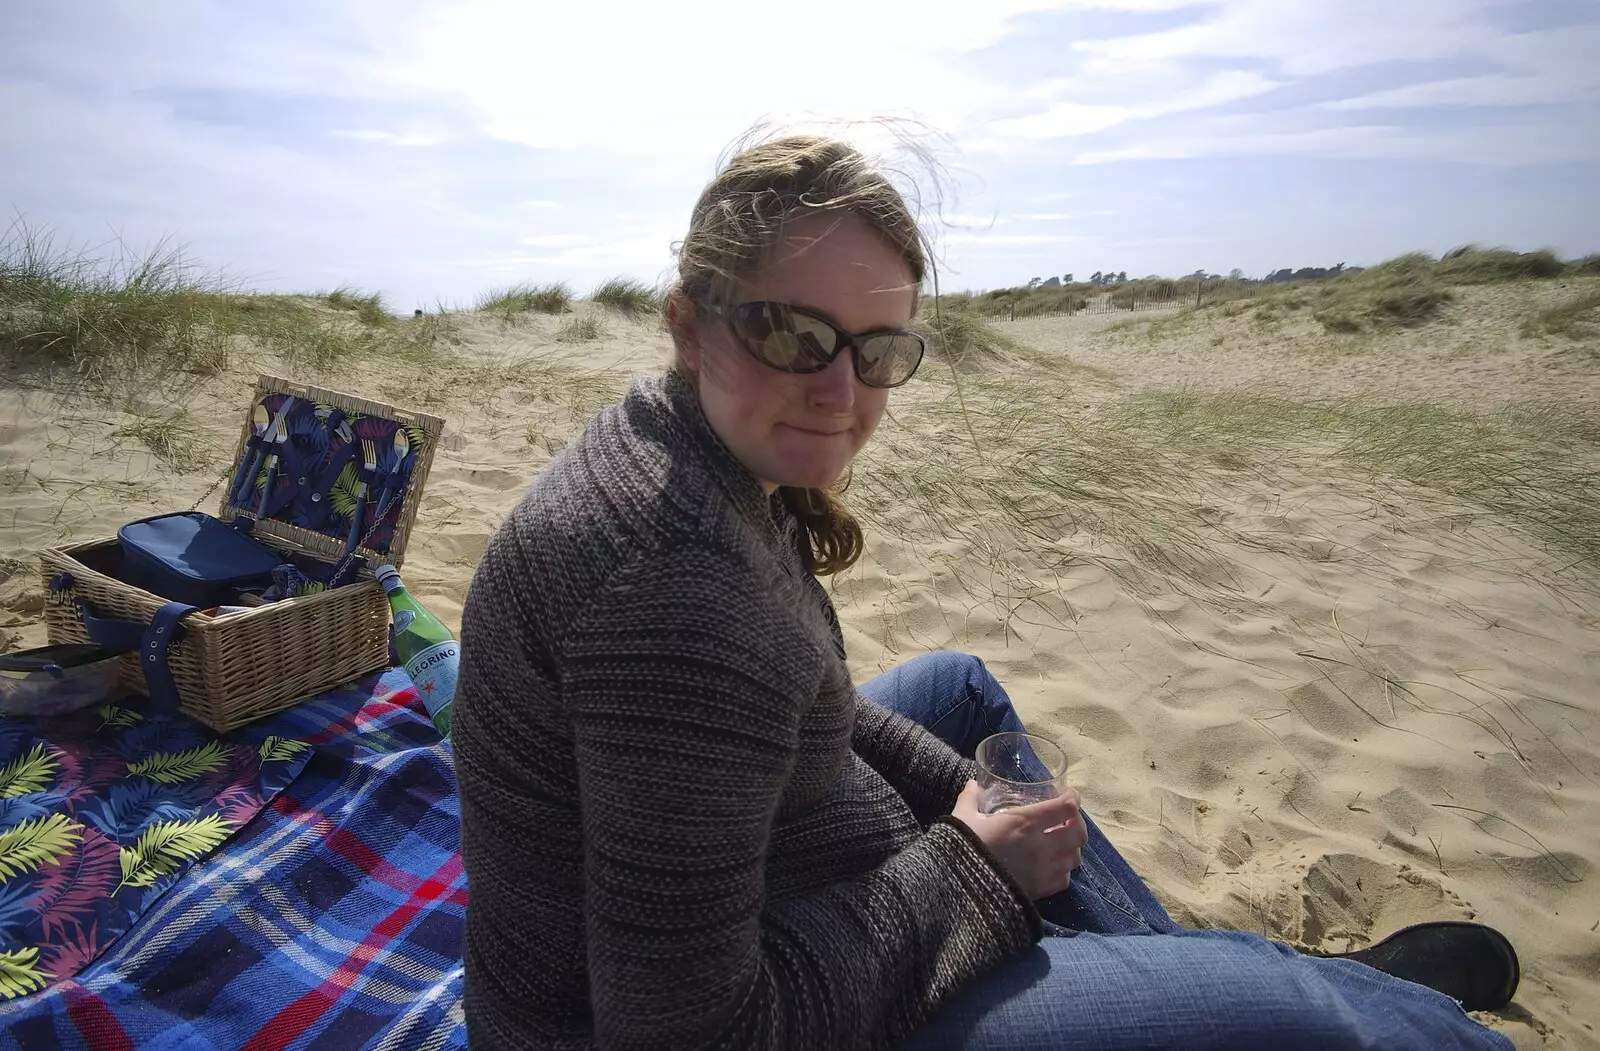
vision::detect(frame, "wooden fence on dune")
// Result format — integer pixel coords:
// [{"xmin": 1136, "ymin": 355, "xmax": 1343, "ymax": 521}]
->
[
  {"xmin": 981, "ymin": 283, "xmax": 1269, "ymax": 322},
  {"xmin": 995, "ymin": 296, "xmax": 1177, "ymax": 321}
]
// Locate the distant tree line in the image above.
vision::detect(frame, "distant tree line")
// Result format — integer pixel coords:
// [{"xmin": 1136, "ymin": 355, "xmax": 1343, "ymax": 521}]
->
[
  {"xmin": 1022, "ymin": 264, "xmax": 1363, "ymax": 287},
  {"xmin": 951, "ymin": 245, "xmax": 1596, "ymax": 323},
  {"xmin": 1259, "ymin": 263, "xmax": 1365, "ymax": 283},
  {"xmin": 1028, "ymin": 271, "xmax": 1128, "ymax": 288}
]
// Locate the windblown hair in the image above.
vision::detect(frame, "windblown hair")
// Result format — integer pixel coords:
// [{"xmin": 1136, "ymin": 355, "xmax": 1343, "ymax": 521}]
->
[{"xmin": 669, "ymin": 132, "xmax": 930, "ymax": 575}]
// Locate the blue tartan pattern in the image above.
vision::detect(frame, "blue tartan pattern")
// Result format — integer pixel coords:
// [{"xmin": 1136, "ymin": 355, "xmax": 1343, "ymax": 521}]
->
[{"xmin": 0, "ymin": 668, "xmax": 465, "ymax": 1051}]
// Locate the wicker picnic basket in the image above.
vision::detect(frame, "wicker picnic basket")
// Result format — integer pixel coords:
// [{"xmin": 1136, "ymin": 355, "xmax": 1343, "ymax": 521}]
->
[{"xmin": 39, "ymin": 375, "xmax": 444, "ymax": 732}]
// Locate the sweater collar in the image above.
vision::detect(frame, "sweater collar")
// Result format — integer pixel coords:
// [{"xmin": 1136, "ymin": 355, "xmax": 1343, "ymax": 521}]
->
[{"xmin": 659, "ymin": 367, "xmax": 789, "ymax": 539}]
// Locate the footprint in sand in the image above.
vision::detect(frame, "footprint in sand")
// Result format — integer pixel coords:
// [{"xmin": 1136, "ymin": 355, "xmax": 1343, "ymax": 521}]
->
[{"xmin": 1299, "ymin": 853, "xmax": 1476, "ymax": 951}]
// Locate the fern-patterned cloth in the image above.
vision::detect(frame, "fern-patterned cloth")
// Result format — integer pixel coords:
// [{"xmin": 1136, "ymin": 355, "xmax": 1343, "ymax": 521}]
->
[
  {"xmin": 0, "ymin": 668, "xmax": 462, "ymax": 1050},
  {"xmin": 0, "ymin": 703, "xmax": 311, "ymax": 998}
]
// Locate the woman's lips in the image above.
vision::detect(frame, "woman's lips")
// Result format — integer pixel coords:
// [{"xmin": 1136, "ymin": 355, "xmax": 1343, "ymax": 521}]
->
[{"xmin": 786, "ymin": 423, "xmax": 850, "ymax": 437}]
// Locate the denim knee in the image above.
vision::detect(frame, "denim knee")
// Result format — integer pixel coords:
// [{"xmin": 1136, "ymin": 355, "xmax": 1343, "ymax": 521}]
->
[
  {"xmin": 929, "ymin": 650, "xmax": 989, "ymax": 694},
  {"xmin": 933, "ymin": 651, "xmax": 1021, "ymax": 742}
]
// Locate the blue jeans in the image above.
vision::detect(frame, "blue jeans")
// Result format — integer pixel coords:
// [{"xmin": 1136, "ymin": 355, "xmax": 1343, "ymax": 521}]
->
[{"xmin": 859, "ymin": 651, "xmax": 1511, "ymax": 1051}]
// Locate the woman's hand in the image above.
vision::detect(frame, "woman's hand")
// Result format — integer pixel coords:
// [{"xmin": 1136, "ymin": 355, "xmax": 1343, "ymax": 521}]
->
[{"xmin": 951, "ymin": 780, "xmax": 1088, "ymax": 900}]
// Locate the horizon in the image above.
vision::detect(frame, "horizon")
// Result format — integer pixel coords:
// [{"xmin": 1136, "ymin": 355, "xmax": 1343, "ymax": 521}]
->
[{"xmin": 3, "ymin": 0, "xmax": 1597, "ymax": 310}]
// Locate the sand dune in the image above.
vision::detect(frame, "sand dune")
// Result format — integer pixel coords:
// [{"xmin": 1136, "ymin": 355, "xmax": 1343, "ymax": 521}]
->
[{"xmin": 3, "ymin": 288, "xmax": 1598, "ymax": 1048}]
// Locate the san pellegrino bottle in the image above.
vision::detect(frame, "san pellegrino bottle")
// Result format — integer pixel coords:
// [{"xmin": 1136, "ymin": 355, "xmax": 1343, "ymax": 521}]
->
[{"xmin": 375, "ymin": 564, "xmax": 457, "ymax": 736}]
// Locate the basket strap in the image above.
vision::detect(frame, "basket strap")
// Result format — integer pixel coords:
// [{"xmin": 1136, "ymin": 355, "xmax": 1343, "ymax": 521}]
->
[
  {"xmin": 140, "ymin": 601, "xmax": 198, "ymax": 713},
  {"xmin": 72, "ymin": 598, "xmax": 198, "ymax": 713},
  {"xmin": 73, "ymin": 600, "xmax": 142, "ymax": 651}
]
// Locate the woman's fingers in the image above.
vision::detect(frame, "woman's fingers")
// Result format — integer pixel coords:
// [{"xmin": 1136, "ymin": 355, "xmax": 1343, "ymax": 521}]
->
[
  {"xmin": 1013, "ymin": 786, "xmax": 1080, "ymax": 827},
  {"xmin": 1049, "ymin": 814, "xmax": 1088, "ymax": 851},
  {"xmin": 952, "ymin": 781, "xmax": 1093, "ymax": 900},
  {"xmin": 1042, "ymin": 826, "xmax": 1084, "ymax": 868}
]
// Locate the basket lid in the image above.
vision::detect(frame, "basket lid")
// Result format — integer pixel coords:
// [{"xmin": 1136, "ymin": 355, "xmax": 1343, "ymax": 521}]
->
[{"xmin": 219, "ymin": 375, "xmax": 444, "ymax": 569}]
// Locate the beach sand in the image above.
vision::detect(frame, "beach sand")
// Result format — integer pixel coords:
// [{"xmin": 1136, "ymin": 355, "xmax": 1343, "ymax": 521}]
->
[{"xmin": 3, "ymin": 284, "xmax": 1597, "ymax": 1047}]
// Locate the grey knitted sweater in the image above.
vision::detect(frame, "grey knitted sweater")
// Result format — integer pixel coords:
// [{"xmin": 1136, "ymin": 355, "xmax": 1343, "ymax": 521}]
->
[{"xmin": 454, "ymin": 368, "xmax": 1041, "ymax": 1050}]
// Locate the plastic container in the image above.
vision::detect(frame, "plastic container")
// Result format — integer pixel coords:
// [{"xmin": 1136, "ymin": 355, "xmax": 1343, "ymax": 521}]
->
[{"xmin": 0, "ymin": 644, "xmax": 125, "ymax": 717}]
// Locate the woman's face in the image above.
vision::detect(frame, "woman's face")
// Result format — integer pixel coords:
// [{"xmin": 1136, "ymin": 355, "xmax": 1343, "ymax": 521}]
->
[{"xmin": 673, "ymin": 214, "xmax": 915, "ymax": 494}]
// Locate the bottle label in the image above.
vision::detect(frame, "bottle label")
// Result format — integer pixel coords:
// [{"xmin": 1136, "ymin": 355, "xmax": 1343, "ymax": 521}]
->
[{"xmin": 403, "ymin": 641, "xmax": 459, "ymax": 730}]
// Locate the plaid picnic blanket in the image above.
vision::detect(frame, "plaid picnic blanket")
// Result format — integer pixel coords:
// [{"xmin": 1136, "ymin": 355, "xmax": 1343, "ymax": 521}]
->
[{"xmin": 0, "ymin": 669, "xmax": 466, "ymax": 1050}]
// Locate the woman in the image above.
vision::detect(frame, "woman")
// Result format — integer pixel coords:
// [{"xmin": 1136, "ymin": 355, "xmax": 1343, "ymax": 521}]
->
[{"xmin": 454, "ymin": 135, "xmax": 1518, "ymax": 1050}]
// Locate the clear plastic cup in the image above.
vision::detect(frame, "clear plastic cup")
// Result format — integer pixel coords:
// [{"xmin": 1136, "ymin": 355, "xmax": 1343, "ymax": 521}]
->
[{"xmin": 975, "ymin": 732, "xmax": 1068, "ymax": 814}]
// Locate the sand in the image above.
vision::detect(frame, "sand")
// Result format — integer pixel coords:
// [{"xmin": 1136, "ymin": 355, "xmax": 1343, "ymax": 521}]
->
[{"xmin": 3, "ymin": 288, "xmax": 1597, "ymax": 1047}]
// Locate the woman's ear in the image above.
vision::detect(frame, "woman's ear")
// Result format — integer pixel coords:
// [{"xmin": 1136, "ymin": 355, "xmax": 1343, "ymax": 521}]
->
[{"xmin": 664, "ymin": 289, "xmax": 703, "ymax": 374}]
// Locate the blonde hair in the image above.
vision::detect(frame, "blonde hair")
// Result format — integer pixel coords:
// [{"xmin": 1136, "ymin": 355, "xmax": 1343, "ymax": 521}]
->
[{"xmin": 669, "ymin": 132, "xmax": 930, "ymax": 576}]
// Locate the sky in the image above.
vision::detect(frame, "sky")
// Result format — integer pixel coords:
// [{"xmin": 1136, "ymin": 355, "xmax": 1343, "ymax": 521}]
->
[{"xmin": 3, "ymin": 0, "xmax": 1597, "ymax": 310}]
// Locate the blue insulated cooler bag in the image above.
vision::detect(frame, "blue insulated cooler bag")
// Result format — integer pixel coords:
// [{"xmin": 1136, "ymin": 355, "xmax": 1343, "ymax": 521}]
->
[{"xmin": 116, "ymin": 511, "xmax": 284, "ymax": 607}]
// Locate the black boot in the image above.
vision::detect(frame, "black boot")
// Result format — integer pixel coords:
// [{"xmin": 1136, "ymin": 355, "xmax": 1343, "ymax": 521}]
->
[{"xmin": 1315, "ymin": 921, "xmax": 1520, "ymax": 1011}]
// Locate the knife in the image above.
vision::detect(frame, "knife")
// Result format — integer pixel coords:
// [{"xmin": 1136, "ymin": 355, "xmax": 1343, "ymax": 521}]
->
[
  {"xmin": 230, "ymin": 402, "xmax": 270, "ymax": 510},
  {"xmin": 254, "ymin": 396, "xmax": 297, "ymax": 518}
]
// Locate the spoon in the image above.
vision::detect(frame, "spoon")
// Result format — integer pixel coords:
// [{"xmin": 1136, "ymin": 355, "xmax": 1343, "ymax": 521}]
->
[{"xmin": 230, "ymin": 402, "xmax": 270, "ymax": 510}]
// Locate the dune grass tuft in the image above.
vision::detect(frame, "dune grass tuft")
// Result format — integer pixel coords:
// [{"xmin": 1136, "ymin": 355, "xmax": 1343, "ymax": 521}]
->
[
  {"xmin": 0, "ymin": 222, "xmax": 446, "ymax": 391},
  {"xmin": 0, "ymin": 221, "xmax": 236, "ymax": 387},
  {"xmin": 919, "ymin": 305, "xmax": 1024, "ymax": 369},
  {"xmin": 1304, "ymin": 253, "xmax": 1452, "ymax": 333},
  {"xmin": 1521, "ymin": 287, "xmax": 1600, "ymax": 341},
  {"xmin": 1436, "ymin": 244, "xmax": 1567, "ymax": 283},
  {"xmin": 319, "ymin": 286, "xmax": 392, "ymax": 328},
  {"xmin": 232, "ymin": 297, "xmax": 389, "ymax": 369},
  {"xmin": 589, "ymin": 277, "xmax": 659, "ymax": 319},
  {"xmin": 112, "ymin": 408, "xmax": 210, "ymax": 472},
  {"xmin": 476, "ymin": 281, "xmax": 572, "ymax": 318},
  {"xmin": 555, "ymin": 314, "xmax": 606, "ymax": 343}
]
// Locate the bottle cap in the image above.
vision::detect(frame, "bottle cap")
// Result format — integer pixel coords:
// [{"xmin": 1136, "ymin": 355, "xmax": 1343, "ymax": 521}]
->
[{"xmin": 374, "ymin": 563, "xmax": 401, "ymax": 590}]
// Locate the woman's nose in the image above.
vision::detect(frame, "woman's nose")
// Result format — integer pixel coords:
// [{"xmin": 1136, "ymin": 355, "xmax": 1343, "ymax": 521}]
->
[{"xmin": 805, "ymin": 348, "xmax": 857, "ymax": 411}]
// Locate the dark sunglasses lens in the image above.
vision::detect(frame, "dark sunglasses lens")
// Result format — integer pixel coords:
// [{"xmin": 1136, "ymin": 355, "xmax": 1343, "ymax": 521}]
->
[
  {"xmin": 857, "ymin": 333, "xmax": 924, "ymax": 386},
  {"xmin": 736, "ymin": 303, "xmax": 836, "ymax": 372}
]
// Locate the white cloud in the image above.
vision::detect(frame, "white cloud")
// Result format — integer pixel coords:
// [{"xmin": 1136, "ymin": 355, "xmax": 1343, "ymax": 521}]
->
[
  {"xmin": 1072, "ymin": 118, "xmax": 1598, "ymax": 166},
  {"xmin": 936, "ymin": 213, "xmax": 1011, "ymax": 229},
  {"xmin": 331, "ymin": 129, "xmax": 444, "ymax": 147},
  {"xmin": 1320, "ymin": 75, "xmax": 1591, "ymax": 110},
  {"xmin": 374, "ymin": 0, "xmax": 1086, "ymax": 159},
  {"xmin": 942, "ymin": 233, "xmax": 1083, "ymax": 246},
  {"xmin": 1318, "ymin": 25, "xmax": 1600, "ymax": 110},
  {"xmin": 992, "ymin": 102, "xmax": 1131, "ymax": 140},
  {"xmin": 1050, "ymin": 0, "xmax": 1202, "ymax": 6},
  {"xmin": 1069, "ymin": 0, "xmax": 1504, "ymax": 76},
  {"xmin": 450, "ymin": 235, "xmax": 682, "ymax": 269},
  {"xmin": 3, "ymin": 0, "xmax": 1596, "ymax": 307},
  {"xmin": 986, "ymin": 70, "xmax": 1280, "ymax": 142},
  {"xmin": 519, "ymin": 234, "xmax": 591, "ymax": 247},
  {"xmin": 1017, "ymin": 210, "xmax": 1119, "ymax": 220}
]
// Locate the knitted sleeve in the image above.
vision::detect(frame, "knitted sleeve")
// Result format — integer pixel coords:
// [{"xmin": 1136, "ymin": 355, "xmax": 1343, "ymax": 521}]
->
[
  {"xmin": 804, "ymin": 573, "xmax": 974, "ymax": 825},
  {"xmin": 851, "ymin": 696, "xmax": 977, "ymax": 827},
  {"xmin": 562, "ymin": 547, "xmax": 1038, "ymax": 1050}
]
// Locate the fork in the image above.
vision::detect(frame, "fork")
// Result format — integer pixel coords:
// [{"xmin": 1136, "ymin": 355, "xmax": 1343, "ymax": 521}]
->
[{"xmin": 346, "ymin": 438, "xmax": 378, "ymax": 552}]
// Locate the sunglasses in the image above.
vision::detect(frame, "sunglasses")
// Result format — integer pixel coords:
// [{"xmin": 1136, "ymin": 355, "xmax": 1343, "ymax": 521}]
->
[{"xmin": 707, "ymin": 301, "xmax": 925, "ymax": 389}]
